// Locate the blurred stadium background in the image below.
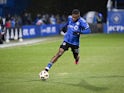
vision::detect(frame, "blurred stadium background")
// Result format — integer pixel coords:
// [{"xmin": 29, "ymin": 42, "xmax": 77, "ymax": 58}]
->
[
  {"xmin": 0, "ymin": 1, "xmax": 124, "ymax": 93},
  {"xmin": 0, "ymin": 0, "xmax": 124, "ymax": 44}
]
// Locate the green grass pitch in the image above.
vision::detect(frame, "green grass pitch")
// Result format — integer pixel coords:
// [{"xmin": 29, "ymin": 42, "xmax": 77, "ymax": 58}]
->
[{"xmin": 0, "ymin": 33, "xmax": 124, "ymax": 93}]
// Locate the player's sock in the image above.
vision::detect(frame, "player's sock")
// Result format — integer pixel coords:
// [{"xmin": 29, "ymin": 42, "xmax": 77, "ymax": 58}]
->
[{"xmin": 45, "ymin": 62, "xmax": 53, "ymax": 71}]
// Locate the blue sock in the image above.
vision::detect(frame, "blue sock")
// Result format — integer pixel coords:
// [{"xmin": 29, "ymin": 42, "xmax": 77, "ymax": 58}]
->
[{"xmin": 45, "ymin": 62, "xmax": 53, "ymax": 71}]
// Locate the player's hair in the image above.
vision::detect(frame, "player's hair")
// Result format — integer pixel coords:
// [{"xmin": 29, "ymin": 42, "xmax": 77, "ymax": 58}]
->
[{"xmin": 72, "ymin": 9, "xmax": 80, "ymax": 14}]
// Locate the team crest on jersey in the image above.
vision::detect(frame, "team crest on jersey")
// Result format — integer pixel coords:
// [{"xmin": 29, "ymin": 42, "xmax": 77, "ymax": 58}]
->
[
  {"xmin": 74, "ymin": 25, "xmax": 79, "ymax": 30},
  {"xmin": 76, "ymin": 22, "xmax": 80, "ymax": 25}
]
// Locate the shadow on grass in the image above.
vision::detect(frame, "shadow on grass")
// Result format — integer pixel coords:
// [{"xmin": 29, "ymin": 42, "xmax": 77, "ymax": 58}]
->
[
  {"xmin": 74, "ymin": 79, "xmax": 108, "ymax": 91},
  {"xmin": 88, "ymin": 75, "xmax": 124, "ymax": 78},
  {"xmin": 53, "ymin": 79, "xmax": 108, "ymax": 91},
  {"xmin": 52, "ymin": 75, "xmax": 124, "ymax": 91}
]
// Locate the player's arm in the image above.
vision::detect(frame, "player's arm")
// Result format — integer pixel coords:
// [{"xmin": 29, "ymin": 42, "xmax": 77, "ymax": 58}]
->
[
  {"xmin": 61, "ymin": 22, "xmax": 68, "ymax": 33},
  {"xmin": 73, "ymin": 19, "xmax": 91, "ymax": 35},
  {"xmin": 60, "ymin": 21, "xmax": 68, "ymax": 35},
  {"xmin": 60, "ymin": 16, "xmax": 71, "ymax": 35},
  {"xmin": 73, "ymin": 26, "xmax": 90, "ymax": 35},
  {"xmin": 80, "ymin": 26, "xmax": 91, "ymax": 34},
  {"xmin": 80, "ymin": 19, "xmax": 91, "ymax": 34}
]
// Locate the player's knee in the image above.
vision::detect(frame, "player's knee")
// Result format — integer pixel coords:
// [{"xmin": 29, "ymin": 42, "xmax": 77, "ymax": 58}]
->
[
  {"xmin": 73, "ymin": 53, "xmax": 79, "ymax": 59},
  {"xmin": 57, "ymin": 52, "xmax": 63, "ymax": 57}
]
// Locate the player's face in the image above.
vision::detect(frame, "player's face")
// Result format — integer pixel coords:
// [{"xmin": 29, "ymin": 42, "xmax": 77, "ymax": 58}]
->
[{"xmin": 72, "ymin": 14, "xmax": 80, "ymax": 22}]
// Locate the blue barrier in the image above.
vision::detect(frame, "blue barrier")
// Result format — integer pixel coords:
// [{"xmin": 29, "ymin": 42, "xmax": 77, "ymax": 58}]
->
[
  {"xmin": 22, "ymin": 24, "xmax": 91, "ymax": 39},
  {"xmin": 22, "ymin": 25, "xmax": 39, "ymax": 39},
  {"xmin": 106, "ymin": 9, "xmax": 124, "ymax": 33},
  {"xmin": 40, "ymin": 24, "xmax": 60, "ymax": 37},
  {"xmin": 22, "ymin": 24, "xmax": 60, "ymax": 39}
]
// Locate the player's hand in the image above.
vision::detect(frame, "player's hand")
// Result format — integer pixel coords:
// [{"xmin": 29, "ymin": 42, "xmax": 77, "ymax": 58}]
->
[
  {"xmin": 60, "ymin": 31, "xmax": 66, "ymax": 35},
  {"xmin": 73, "ymin": 32, "xmax": 80, "ymax": 35}
]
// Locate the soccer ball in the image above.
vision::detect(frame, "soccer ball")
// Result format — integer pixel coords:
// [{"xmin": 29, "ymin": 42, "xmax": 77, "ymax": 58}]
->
[{"xmin": 39, "ymin": 70, "xmax": 49, "ymax": 80}]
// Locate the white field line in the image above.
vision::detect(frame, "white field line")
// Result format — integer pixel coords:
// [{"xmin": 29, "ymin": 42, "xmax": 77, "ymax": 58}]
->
[
  {"xmin": 0, "ymin": 34, "xmax": 95, "ymax": 48},
  {"xmin": 0, "ymin": 39, "xmax": 47, "ymax": 48}
]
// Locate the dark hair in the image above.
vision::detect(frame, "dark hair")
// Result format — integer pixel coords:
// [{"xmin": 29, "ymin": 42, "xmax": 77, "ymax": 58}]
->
[{"xmin": 72, "ymin": 9, "xmax": 80, "ymax": 14}]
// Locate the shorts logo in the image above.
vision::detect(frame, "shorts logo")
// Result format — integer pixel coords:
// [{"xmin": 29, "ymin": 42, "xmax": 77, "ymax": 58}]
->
[{"xmin": 63, "ymin": 42, "xmax": 66, "ymax": 46}]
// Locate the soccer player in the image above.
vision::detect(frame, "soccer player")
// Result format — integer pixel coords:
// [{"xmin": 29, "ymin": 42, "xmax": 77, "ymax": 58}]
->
[{"xmin": 40, "ymin": 9, "xmax": 90, "ymax": 73}]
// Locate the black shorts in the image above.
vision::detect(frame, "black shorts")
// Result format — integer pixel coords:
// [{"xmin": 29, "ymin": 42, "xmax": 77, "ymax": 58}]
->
[{"xmin": 60, "ymin": 41, "xmax": 79, "ymax": 54}]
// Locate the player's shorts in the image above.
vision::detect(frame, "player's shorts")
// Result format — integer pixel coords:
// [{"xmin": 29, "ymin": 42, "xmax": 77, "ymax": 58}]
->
[{"xmin": 60, "ymin": 41, "xmax": 79, "ymax": 54}]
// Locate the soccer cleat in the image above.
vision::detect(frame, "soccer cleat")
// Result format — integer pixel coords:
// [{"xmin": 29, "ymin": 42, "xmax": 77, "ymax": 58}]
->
[
  {"xmin": 45, "ymin": 67, "xmax": 50, "ymax": 72},
  {"xmin": 75, "ymin": 57, "xmax": 79, "ymax": 64},
  {"xmin": 75, "ymin": 60, "xmax": 79, "ymax": 64}
]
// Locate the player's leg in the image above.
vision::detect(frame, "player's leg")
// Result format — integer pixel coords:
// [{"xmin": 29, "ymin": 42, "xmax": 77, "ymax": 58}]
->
[
  {"xmin": 51, "ymin": 48, "xmax": 65, "ymax": 63},
  {"xmin": 71, "ymin": 46, "xmax": 80, "ymax": 64},
  {"xmin": 45, "ymin": 48, "xmax": 65, "ymax": 71},
  {"xmin": 44, "ymin": 41, "xmax": 69, "ymax": 71},
  {"xmin": 73, "ymin": 52, "xmax": 80, "ymax": 64}
]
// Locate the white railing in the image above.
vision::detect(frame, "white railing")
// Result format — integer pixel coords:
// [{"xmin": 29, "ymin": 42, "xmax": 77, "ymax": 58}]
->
[{"xmin": 5, "ymin": 27, "xmax": 23, "ymax": 43}]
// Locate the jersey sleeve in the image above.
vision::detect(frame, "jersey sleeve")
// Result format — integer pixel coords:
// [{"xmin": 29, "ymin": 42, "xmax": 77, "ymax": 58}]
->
[
  {"xmin": 61, "ymin": 16, "xmax": 71, "ymax": 33},
  {"xmin": 80, "ymin": 18, "xmax": 91, "ymax": 34},
  {"xmin": 80, "ymin": 18, "xmax": 89, "ymax": 29},
  {"xmin": 61, "ymin": 22, "xmax": 68, "ymax": 33}
]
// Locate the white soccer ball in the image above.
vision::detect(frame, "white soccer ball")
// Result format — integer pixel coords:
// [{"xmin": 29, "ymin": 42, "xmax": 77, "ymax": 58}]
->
[{"xmin": 39, "ymin": 70, "xmax": 49, "ymax": 80}]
